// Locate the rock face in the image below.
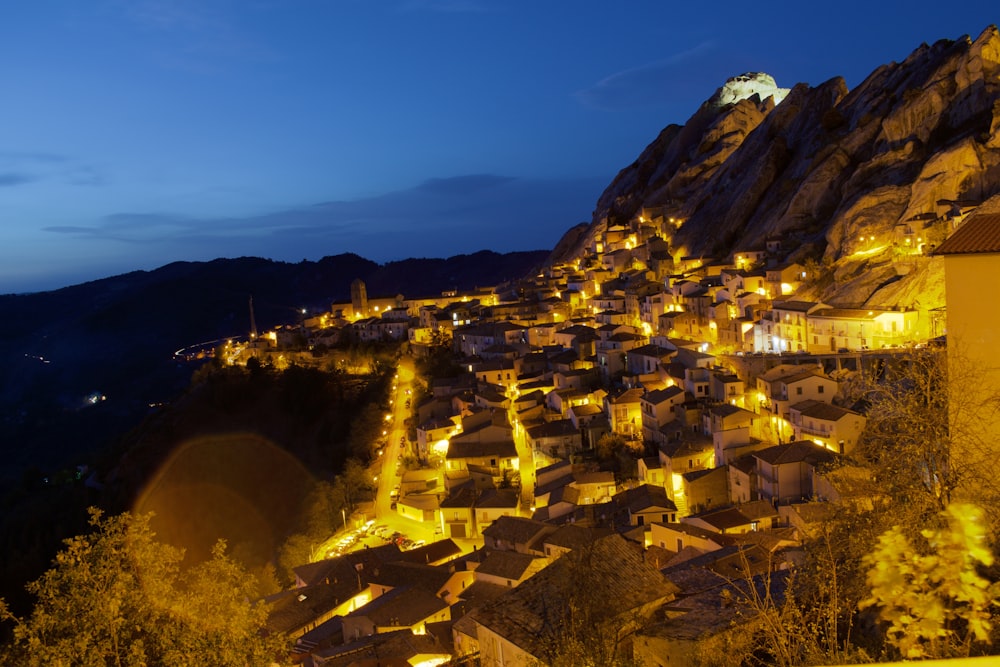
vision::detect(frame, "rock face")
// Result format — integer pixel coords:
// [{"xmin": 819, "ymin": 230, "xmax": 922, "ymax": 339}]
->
[
  {"xmin": 562, "ymin": 26, "xmax": 1000, "ymax": 308},
  {"xmin": 708, "ymin": 72, "xmax": 790, "ymax": 110}
]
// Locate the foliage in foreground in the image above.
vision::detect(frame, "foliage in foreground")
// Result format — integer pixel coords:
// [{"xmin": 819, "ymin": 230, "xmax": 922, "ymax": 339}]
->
[
  {"xmin": 691, "ymin": 349, "xmax": 1000, "ymax": 665},
  {"xmin": 861, "ymin": 502, "xmax": 1000, "ymax": 659},
  {"xmin": 1, "ymin": 508, "xmax": 285, "ymax": 666}
]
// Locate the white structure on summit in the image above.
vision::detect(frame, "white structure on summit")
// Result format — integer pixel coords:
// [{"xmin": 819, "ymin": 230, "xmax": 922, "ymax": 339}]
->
[{"xmin": 711, "ymin": 72, "xmax": 790, "ymax": 108}]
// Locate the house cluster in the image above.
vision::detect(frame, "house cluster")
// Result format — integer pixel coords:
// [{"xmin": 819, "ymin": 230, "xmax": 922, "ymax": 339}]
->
[
  {"xmin": 271, "ymin": 499, "xmax": 857, "ymax": 665},
  {"xmin": 264, "ymin": 203, "xmax": 953, "ymax": 356},
  {"xmin": 259, "ymin": 204, "xmax": 958, "ymax": 665}
]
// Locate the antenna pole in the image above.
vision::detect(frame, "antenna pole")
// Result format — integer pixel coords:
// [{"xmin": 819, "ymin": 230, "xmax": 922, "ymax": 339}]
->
[{"xmin": 249, "ymin": 295, "xmax": 259, "ymax": 343}]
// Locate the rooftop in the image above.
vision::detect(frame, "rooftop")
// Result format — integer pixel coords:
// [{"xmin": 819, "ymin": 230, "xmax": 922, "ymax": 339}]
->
[
  {"xmin": 934, "ymin": 213, "xmax": 1000, "ymax": 255},
  {"xmin": 472, "ymin": 534, "xmax": 679, "ymax": 659}
]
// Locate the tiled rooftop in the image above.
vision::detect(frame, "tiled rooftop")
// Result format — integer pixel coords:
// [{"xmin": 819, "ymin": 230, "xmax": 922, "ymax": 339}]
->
[{"xmin": 934, "ymin": 213, "xmax": 1000, "ymax": 254}]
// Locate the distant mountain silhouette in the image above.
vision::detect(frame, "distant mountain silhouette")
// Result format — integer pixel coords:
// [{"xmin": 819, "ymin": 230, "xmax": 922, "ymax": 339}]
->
[{"xmin": 0, "ymin": 249, "xmax": 547, "ymax": 483}]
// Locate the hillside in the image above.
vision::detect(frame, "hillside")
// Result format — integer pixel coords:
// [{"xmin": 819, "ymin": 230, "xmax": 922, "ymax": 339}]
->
[
  {"xmin": 0, "ymin": 249, "xmax": 545, "ymax": 615},
  {"xmin": 0, "ymin": 249, "xmax": 548, "ymax": 483}
]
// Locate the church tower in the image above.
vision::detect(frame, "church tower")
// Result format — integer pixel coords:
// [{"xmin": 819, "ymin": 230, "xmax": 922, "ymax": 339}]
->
[{"xmin": 350, "ymin": 278, "xmax": 369, "ymax": 319}]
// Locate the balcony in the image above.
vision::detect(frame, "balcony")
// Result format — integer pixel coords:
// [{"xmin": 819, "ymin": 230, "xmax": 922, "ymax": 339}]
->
[{"xmin": 796, "ymin": 424, "xmax": 830, "ymax": 438}]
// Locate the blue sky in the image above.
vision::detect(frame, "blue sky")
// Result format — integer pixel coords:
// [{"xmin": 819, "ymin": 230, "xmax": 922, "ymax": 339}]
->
[{"xmin": 2, "ymin": 1, "xmax": 996, "ymax": 293}]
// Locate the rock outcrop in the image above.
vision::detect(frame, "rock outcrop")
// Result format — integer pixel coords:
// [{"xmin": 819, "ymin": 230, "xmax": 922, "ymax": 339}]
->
[{"xmin": 562, "ymin": 25, "xmax": 1000, "ymax": 309}]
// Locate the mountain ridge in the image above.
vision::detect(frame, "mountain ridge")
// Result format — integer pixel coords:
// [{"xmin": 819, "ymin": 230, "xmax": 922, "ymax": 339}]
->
[{"xmin": 556, "ymin": 25, "xmax": 1000, "ymax": 312}]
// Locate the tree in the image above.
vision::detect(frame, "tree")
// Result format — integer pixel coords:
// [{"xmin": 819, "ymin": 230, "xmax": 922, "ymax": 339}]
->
[
  {"xmin": 839, "ymin": 347, "xmax": 1000, "ymax": 537},
  {"xmin": 787, "ymin": 503, "xmax": 884, "ymax": 662},
  {"xmin": 303, "ymin": 480, "xmax": 348, "ymax": 539},
  {"xmin": 1, "ymin": 508, "xmax": 284, "ymax": 666},
  {"xmin": 848, "ymin": 349, "xmax": 953, "ymax": 516},
  {"xmin": 339, "ymin": 457, "xmax": 373, "ymax": 509},
  {"xmin": 762, "ymin": 347, "xmax": 1000, "ymax": 663},
  {"xmin": 276, "ymin": 532, "xmax": 315, "ymax": 586},
  {"xmin": 687, "ymin": 546, "xmax": 841, "ymax": 667},
  {"xmin": 595, "ymin": 432, "xmax": 643, "ymax": 479},
  {"xmin": 415, "ymin": 331, "xmax": 462, "ymax": 380},
  {"xmin": 533, "ymin": 537, "xmax": 665, "ymax": 667},
  {"xmin": 347, "ymin": 402, "xmax": 385, "ymax": 460},
  {"xmin": 596, "ymin": 433, "xmax": 627, "ymax": 461},
  {"xmin": 861, "ymin": 502, "xmax": 1000, "ymax": 660}
]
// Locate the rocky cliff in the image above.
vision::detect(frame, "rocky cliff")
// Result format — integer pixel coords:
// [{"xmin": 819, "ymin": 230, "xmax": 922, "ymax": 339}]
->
[{"xmin": 562, "ymin": 26, "xmax": 1000, "ymax": 309}]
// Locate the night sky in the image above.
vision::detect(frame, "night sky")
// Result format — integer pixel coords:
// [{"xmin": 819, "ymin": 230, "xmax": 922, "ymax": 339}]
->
[{"xmin": 2, "ymin": 1, "xmax": 996, "ymax": 293}]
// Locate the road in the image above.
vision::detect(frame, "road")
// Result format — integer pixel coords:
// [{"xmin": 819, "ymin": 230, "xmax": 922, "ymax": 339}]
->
[
  {"xmin": 375, "ymin": 357, "xmax": 413, "ymax": 519},
  {"xmin": 363, "ymin": 356, "xmax": 438, "ymax": 548},
  {"xmin": 317, "ymin": 354, "xmax": 486, "ymax": 561},
  {"xmin": 510, "ymin": 408, "xmax": 535, "ymax": 512}
]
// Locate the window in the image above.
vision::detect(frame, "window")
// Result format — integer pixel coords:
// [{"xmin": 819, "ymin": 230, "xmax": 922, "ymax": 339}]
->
[
  {"xmin": 818, "ymin": 385, "xmax": 824, "ymax": 394},
  {"xmin": 796, "ymin": 386, "xmax": 803, "ymax": 395}
]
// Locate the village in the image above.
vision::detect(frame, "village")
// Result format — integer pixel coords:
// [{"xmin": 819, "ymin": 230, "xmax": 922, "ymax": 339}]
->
[{"xmin": 249, "ymin": 205, "xmax": 997, "ymax": 666}]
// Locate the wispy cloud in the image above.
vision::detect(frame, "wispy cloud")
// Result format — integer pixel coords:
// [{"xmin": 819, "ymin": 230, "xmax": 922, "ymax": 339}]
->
[
  {"xmin": 123, "ymin": 0, "xmax": 217, "ymax": 31},
  {"xmin": 64, "ymin": 166, "xmax": 107, "ymax": 187},
  {"xmin": 0, "ymin": 172, "xmax": 37, "ymax": 187},
  {"xmin": 397, "ymin": 0, "xmax": 494, "ymax": 13},
  {"xmin": 0, "ymin": 150, "xmax": 68, "ymax": 163},
  {"xmin": 115, "ymin": 0, "xmax": 278, "ymax": 73},
  {"xmin": 575, "ymin": 41, "xmax": 723, "ymax": 111},
  {"xmin": 45, "ymin": 214, "xmax": 192, "ymax": 243},
  {"xmin": 43, "ymin": 174, "xmax": 603, "ymax": 262},
  {"xmin": 415, "ymin": 174, "xmax": 515, "ymax": 195},
  {"xmin": 44, "ymin": 225, "xmax": 105, "ymax": 236},
  {"xmin": 0, "ymin": 150, "xmax": 107, "ymax": 188}
]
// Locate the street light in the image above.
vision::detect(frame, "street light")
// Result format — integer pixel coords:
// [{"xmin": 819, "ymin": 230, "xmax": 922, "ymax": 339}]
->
[{"xmin": 342, "ymin": 508, "xmax": 347, "ymax": 531}]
